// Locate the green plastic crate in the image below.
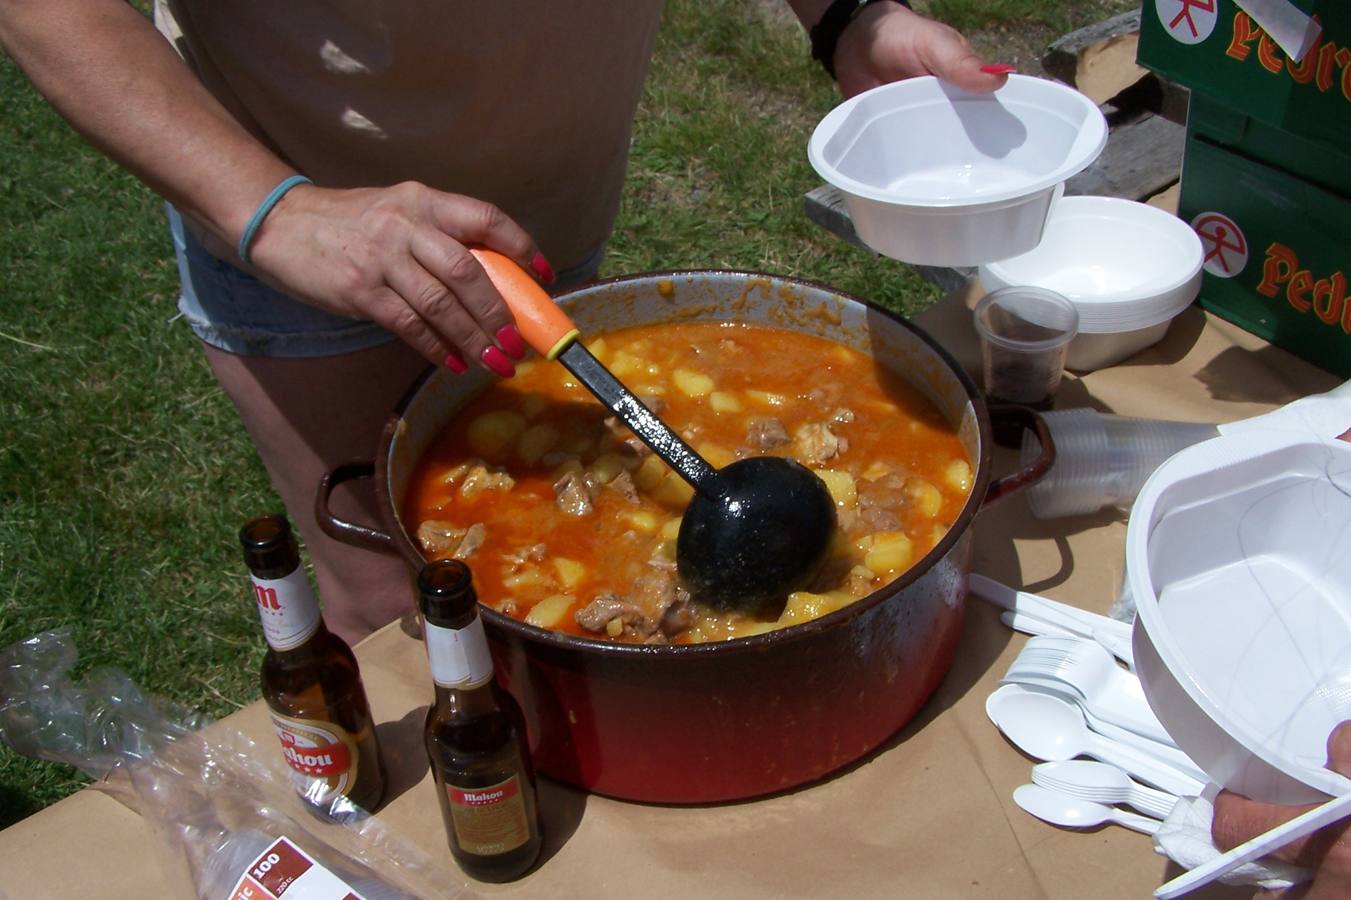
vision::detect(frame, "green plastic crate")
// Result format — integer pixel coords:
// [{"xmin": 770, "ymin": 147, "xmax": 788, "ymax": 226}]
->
[
  {"xmin": 1179, "ymin": 134, "xmax": 1350, "ymax": 377},
  {"xmin": 1138, "ymin": 0, "xmax": 1350, "ymax": 150},
  {"xmin": 1188, "ymin": 93, "xmax": 1351, "ymax": 195}
]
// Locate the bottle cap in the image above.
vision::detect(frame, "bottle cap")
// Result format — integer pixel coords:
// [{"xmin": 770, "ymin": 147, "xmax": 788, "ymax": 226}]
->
[
  {"xmin": 418, "ymin": 560, "xmax": 480, "ymax": 628},
  {"xmin": 239, "ymin": 514, "xmax": 299, "ymax": 579}
]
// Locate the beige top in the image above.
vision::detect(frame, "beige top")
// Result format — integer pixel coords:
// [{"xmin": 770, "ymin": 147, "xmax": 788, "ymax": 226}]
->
[{"xmin": 153, "ymin": 0, "xmax": 664, "ymax": 268}]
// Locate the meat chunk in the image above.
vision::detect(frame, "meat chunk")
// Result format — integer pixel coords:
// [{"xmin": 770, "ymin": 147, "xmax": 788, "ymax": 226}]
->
[
  {"xmin": 459, "ymin": 462, "xmax": 515, "ymax": 497},
  {"xmin": 857, "ymin": 472, "xmax": 905, "ymax": 530},
  {"xmin": 793, "ymin": 422, "xmax": 847, "ymax": 465},
  {"xmin": 859, "ymin": 505, "xmax": 901, "ymax": 531},
  {"xmin": 553, "ymin": 469, "xmax": 599, "ymax": 517},
  {"xmin": 606, "ymin": 470, "xmax": 641, "ymax": 504},
  {"xmin": 572, "ymin": 572, "xmax": 694, "ymax": 641},
  {"xmin": 746, "ymin": 416, "xmax": 790, "ymax": 451},
  {"xmin": 847, "ymin": 564, "xmax": 877, "ymax": 596},
  {"xmin": 807, "ymin": 383, "xmax": 845, "ymax": 407},
  {"xmin": 658, "ymin": 589, "xmax": 695, "ymax": 638},
  {"xmin": 574, "ymin": 592, "xmax": 660, "ymax": 638},
  {"xmin": 416, "ymin": 521, "xmax": 486, "ymax": 559},
  {"xmin": 502, "ymin": 543, "xmax": 547, "ymax": 572}
]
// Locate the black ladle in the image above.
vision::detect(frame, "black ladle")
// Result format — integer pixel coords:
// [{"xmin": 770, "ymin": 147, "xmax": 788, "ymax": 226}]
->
[{"xmin": 472, "ymin": 251, "xmax": 837, "ymax": 615}]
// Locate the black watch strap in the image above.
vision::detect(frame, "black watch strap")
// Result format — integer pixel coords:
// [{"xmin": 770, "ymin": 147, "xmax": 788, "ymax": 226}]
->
[{"xmin": 809, "ymin": 0, "xmax": 911, "ymax": 80}]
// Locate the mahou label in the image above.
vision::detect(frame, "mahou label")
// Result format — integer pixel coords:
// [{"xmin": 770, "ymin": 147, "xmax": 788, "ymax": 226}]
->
[
  {"xmin": 251, "ymin": 568, "xmax": 322, "ymax": 650},
  {"xmin": 272, "ymin": 715, "xmax": 359, "ymax": 799},
  {"xmin": 446, "ymin": 775, "xmax": 531, "ymax": 855}
]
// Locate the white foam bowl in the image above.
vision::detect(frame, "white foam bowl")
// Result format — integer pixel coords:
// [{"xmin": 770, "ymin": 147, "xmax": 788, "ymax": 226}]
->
[
  {"xmin": 1129, "ymin": 431, "xmax": 1351, "ymax": 804},
  {"xmin": 808, "ymin": 75, "xmax": 1107, "ymax": 267},
  {"xmin": 979, "ymin": 196, "xmax": 1203, "ymax": 371}
]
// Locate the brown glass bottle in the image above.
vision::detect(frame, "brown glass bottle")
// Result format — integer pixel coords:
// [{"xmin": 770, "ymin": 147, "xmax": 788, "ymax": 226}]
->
[
  {"xmin": 419, "ymin": 560, "xmax": 542, "ymax": 882},
  {"xmin": 240, "ymin": 514, "xmax": 385, "ymax": 817}
]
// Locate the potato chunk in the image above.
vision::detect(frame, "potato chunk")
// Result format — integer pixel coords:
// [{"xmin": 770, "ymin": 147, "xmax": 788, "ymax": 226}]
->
[
  {"xmin": 634, "ymin": 455, "xmax": 669, "ymax": 491},
  {"xmin": 503, "ymin": 566, "xmax": 552, "ymax": 591},
  {"xmin": 746, "ymin": 389, "xmax": 786, "ymax": 407},
  {"xmin": 862, "ymin": 531, "xmax": 914, "ymax": 576},
  {"xmin": 553, "ymin": 557, "xmax": 587, "ymax": 589},
  {"xmin": 673, "ymin": 368, "xmax": 714, "ymax": 398},
  {"xmin": 814, "ymin": 468, "xmax": 857, "ymax": 508},
  {"xmin": 778, "ymin": 590, "xmax": 854, "ymax": 625},
  {"xmin": 944, "ymin": 458, "xmax": 973, "ymax": 494},
  {"xmin": 590, "ymin": 452, "xmax": 626, "ymax": 485},
  {"xmin": 905, "ymin": 477, "xmax": 943, "ymax": 520},
  {"xmin": 709, "ymin": 391, "xmax": 742, "ymax": 413},
  {"xmin": 515, "ymin": 423, "xmax": 560, "ymax": 465},
  {"xmin": 467, "ymin": 410, "xmax": 527, "ymax": 459},
  {"xmin": 525, "ymin": 594, "xmax": 575, "ymax": 629}
]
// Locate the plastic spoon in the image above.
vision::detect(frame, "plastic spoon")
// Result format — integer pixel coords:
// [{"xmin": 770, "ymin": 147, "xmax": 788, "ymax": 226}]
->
[
  {"xmin": 991, "ymin": 683, "xmax": 1208, "ymax": 782},
  {"xmin": 986, "ymin": 684, "xmax": 1206, "ymax": 797},
  {"xmin": 1013, "ymin": 784, "xmax": 1161, "ymax": 835},
  {"xmin": 1032, "ymin": 759, "xmax": 1178, "ymax": 819},
  {"xmin": 471, "ymin": 249, "xmax": 837, "ymax": 615}
]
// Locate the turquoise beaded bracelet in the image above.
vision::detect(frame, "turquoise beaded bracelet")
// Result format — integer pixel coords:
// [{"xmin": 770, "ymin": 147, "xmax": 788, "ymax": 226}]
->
[{"xmin": 237, "ymin": 175, "xmax": 312, "ymax": 265}]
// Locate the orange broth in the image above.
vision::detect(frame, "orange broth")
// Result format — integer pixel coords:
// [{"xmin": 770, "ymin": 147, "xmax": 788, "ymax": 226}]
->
[{"xmin": 404, "ymin": 321, "xmax": 972, "ymax": 643}]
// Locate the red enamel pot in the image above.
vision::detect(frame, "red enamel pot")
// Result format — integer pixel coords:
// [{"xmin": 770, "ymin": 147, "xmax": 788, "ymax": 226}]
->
[{"xmin": 319, "ymin": 271, "xmax": 1050, "ymax": 803}]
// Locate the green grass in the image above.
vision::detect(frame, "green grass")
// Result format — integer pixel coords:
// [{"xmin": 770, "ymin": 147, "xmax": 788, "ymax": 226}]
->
[
  {"xmin": 2, "ymin": 0, "xmax": 1108, "ymax": 827},
  {"xmin": 0, "ymin": 50, "xmax": 273, "ymax": 821}
]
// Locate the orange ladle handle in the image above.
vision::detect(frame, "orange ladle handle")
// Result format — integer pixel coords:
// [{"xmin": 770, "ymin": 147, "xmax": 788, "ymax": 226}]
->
[{"xmin": 470, "ymin": 248, "xmax": 579, "ymax": 360}]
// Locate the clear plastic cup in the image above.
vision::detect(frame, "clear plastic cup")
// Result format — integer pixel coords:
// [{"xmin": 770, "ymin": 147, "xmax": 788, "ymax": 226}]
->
[
  {"xmin": 1020, "ymin": 408, "xmax": 1220, "ymax": 519},
  {"xmin": 974, "ymin": 286, "xmax": 1080, "ymax": 445}
]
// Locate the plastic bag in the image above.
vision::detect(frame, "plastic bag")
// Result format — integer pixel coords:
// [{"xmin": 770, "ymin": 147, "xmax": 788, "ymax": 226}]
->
[{"xmin": 0, "ymin": 629, "xmax": 466, "ymax": 899}]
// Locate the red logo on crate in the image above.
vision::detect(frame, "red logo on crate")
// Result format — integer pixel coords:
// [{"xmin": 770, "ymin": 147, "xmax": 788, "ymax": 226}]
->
[
  {"xmin": 1157, "ymin": 0, "xmax": 1217, "ymax": 44},
  {"xmin": 1191, "ymin": 212, "xmax": 1249, "ymax": 278}
]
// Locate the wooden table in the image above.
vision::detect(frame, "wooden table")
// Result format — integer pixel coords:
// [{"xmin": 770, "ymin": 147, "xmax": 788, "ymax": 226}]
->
[{"xmin": 1, "ymin": 283, "xmax": 1339, "ymax": 899}]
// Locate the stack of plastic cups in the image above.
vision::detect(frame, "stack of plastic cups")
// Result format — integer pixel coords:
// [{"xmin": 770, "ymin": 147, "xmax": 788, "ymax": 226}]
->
[{"xmin": 1019, "ymin": 409, "xmax": 1221, "ymax": 519}]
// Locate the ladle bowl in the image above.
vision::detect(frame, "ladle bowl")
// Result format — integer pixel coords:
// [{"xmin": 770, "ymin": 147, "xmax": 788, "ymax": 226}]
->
[{"xmin": 678, "ymin": 455, "xmax": 838, "ymax": 614}]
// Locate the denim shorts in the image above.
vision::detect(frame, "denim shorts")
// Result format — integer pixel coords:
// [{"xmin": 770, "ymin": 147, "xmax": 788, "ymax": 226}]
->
[{"xmin": 168, "ymin": 205, "xmax": 604, "ymax": 358}]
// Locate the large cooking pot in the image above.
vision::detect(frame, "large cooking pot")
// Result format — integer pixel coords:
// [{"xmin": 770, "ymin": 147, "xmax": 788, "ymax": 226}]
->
[{"xmin": 320, "ymin": 271, "xmax": 1050, "ymax": 803}]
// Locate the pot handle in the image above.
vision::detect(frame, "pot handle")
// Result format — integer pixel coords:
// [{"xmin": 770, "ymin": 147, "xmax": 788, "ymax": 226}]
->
[
  {"xmin": 982, "ymin": 405, "xmax": 1056, "ymax": 507},
  {"xmin": 315, "ymin": 461, "xmax": 397, "ymax": 554}
]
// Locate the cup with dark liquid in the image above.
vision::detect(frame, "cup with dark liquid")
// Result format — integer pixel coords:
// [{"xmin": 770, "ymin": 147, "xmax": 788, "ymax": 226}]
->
[{"xmin": 973, "ymin": 286, "xmax": 1079, "ymax": 447}]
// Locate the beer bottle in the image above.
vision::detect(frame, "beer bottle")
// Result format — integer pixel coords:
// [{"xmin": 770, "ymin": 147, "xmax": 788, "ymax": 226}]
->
[
  {"xmin": 239, "ymin": 514, "xmax": 385, "ymax": 816},
  {"xmin": 418, "ymin": 560, "xmax": 542, "ymax": 881}
]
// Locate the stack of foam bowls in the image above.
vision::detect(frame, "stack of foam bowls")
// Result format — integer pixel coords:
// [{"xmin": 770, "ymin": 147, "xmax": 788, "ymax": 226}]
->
[
  {"xmin": 979, "ymin": 196, "xmax": 1204, "ymax": 372},
  {"xmin": 1128, "ymin": 430, "xmax": 1351, "ymax": 804},
  {"xmin": 808, "ymin": 75, "xmax": 1107, "ymax": 267}
]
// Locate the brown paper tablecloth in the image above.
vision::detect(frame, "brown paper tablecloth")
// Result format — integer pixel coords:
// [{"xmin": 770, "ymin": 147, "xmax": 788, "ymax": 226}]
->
[{"xmin": 1, "ymin": 288, "xmax": 1339, "ymax": 899}]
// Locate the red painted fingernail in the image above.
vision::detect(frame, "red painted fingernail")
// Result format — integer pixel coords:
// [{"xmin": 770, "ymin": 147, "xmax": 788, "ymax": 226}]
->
[
  {"xmin": 443, "ymin": 350, "xmax": 468, "ymax": 374},
  {"xmin": 496, "ymin": 324, "xmax": 527, "ymax": 360},
  {"xmin": 980, "ymin": 64, "xmax": 1017, "ymax": 75},
  {"xmin": 481, "ymin": 345, "xmax": 516, "ymax": 378},
  {"xmin": 530, "ymin": 252, "xmax": 556, "ymax": 284}
]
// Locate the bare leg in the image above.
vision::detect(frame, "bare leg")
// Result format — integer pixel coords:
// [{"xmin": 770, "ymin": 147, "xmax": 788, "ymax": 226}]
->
[{"xmin": 203, "ymin": 339, "xmax": 431, "ymax": 645}]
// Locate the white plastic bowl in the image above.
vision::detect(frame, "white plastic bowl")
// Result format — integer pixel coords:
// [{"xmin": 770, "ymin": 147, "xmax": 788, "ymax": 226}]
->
[
  {"xmin": 808, "ymin": 75, "xmax": 1107, "ymax": 267},
  {"xmin": 979, "ymin": 196, "xmax": 1204, "ymax": 372},
  {"xmin": 1129, "ymin": 431, "xmax": 1351, "ymax": 804}
]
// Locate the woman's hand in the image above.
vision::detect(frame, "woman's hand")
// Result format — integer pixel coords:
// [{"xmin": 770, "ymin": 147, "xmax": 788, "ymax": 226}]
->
[
  {"xmin": 833, "ymin": 2, "xmax": 1010, "ymax": 98},
  {"xmin": 246, "ymin": 182, "xmax": 549, "ymax": 375},
  {"xmin": 1211, "ymin": 721, "xmax": 1351, "ymax": 899}
]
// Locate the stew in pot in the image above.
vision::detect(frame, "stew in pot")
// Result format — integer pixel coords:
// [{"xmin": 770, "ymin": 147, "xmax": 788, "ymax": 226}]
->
[{"xmin": 404, "ymin": 321, "xmax": 971, "ymax": 643}]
